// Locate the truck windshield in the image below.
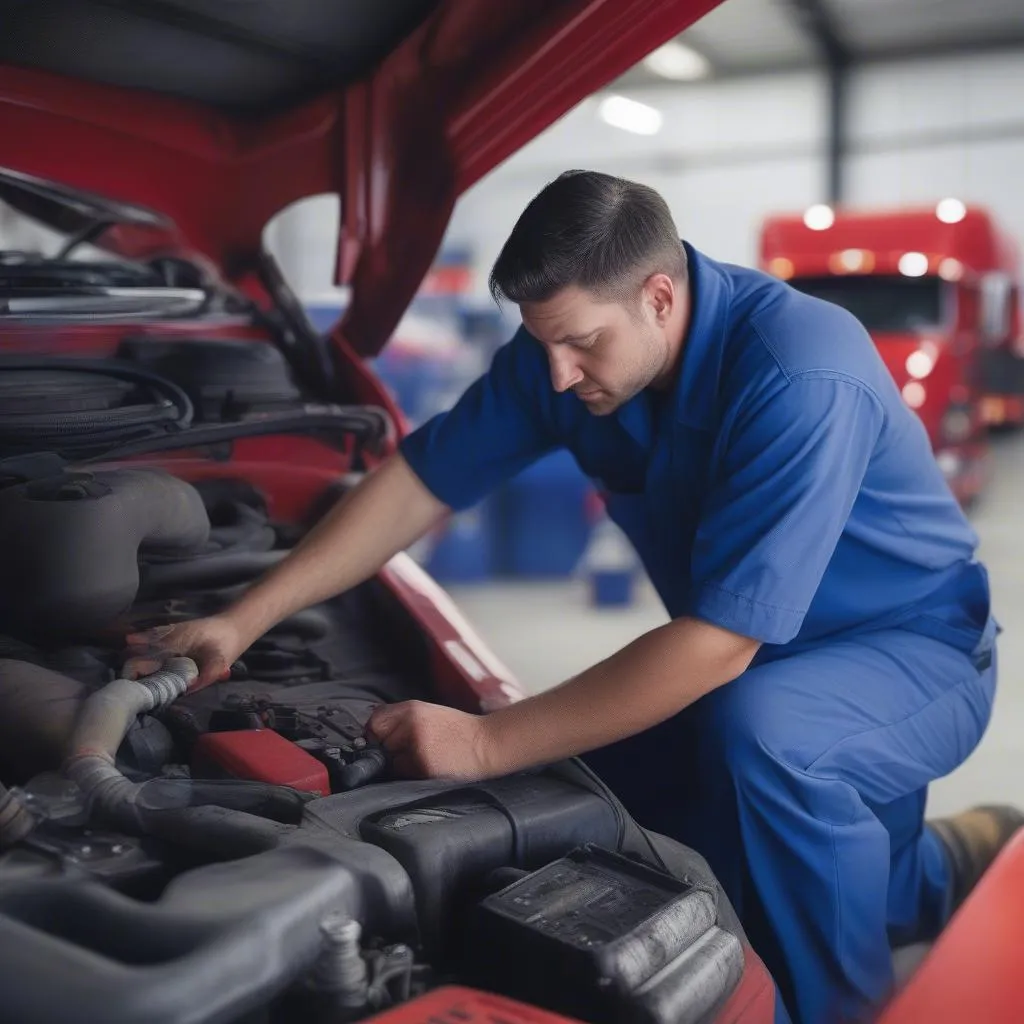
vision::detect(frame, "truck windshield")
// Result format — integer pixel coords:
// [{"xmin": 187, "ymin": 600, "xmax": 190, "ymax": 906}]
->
[{"xmin": 789, "ymin": 275, "xmax": 946, "ymax": 332}]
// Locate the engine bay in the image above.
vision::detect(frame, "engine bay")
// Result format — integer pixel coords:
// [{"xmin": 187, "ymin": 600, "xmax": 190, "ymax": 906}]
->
[{"xmin": 0, "ymin": 336, "xmax": 757, "ymax": 1024}]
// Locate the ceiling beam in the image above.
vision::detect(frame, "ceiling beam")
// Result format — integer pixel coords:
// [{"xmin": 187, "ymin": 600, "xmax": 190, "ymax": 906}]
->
[
  {"xmin": 784, "ymin": 0, "xmax": 852, "ymax": 205},
  {"xmin": 785, "ymin": 0, "xmax": 852, "ymax": 68}
]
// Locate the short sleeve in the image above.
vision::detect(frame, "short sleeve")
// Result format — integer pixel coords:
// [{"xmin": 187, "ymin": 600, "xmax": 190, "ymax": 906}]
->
[
  {"xmin": 399, "ymin": 328, "xmax": 555, "ymax": 510},
  {"xmin": 688, "ymin": 374, "xmax": 884, "ymax": 645}
]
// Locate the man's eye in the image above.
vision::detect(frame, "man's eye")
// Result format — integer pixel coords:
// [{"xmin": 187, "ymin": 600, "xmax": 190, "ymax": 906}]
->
[{"xmin": 575, "ymin": 334, "xmax": 598, "ymax": 350}]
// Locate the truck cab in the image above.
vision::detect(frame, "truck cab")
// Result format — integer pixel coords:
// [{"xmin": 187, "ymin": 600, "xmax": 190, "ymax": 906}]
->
[{"xmin": 759, "ymin": 205, "xmax": 1024, "ymax": 505}]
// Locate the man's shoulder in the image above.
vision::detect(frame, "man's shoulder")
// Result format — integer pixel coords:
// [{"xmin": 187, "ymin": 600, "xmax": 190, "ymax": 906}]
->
[{"xmin": 717, "ymin": 261, "xmax": 884, "ymax": 388}]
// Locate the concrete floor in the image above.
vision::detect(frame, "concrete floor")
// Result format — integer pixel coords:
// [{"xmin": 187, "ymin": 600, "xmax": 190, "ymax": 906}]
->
[{"xmin": 449, "ymin": 429, "xmax": 1024, "ymax": 817}]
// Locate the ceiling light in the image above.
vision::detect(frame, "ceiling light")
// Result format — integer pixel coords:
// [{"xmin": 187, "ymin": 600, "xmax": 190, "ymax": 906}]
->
[
  {"xmin": 803, "ymin": 205, "xmax": 835, "ymax": 231},
  {"xmin": 936, "ymin": 198, "xmax": 967, "ymax": 224},
  {"xmin": 643, "ymin": 41, "xmax": 710, "ymax": 81},
  {"xmin": 899, "ymin": 251, "xmax": 929, "ymax": 277},
  {"xmin": 598, "ymin": 95, "xmax": 663, "ymax": 136}
]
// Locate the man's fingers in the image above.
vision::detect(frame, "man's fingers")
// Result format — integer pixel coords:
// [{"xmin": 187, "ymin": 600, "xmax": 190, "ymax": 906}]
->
[
  {"xmin": 192, "ymin": 658, "xmax": 231, "ymax": 691},
  {"xmin": 125, "ymin": 626, "xmax": 176, "ymax": 651},
  {"xmin": 122, "ymin": 655, "xmax": 163, "ymax": 680},
  {"xmin": 367, "ymin": 703, "xmax": 403, "ymax": 741}
]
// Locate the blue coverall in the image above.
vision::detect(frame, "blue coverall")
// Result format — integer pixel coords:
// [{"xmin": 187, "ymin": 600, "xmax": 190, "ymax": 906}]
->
[{"xmin": 400, "ymin": 244, "xmax": 997, "ymax": 1024}]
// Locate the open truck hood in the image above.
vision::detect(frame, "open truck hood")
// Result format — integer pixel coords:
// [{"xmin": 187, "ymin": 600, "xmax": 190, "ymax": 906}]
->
[{"xmin": 0, "ymin": 0, "xmax": 720, "ymax": 359}]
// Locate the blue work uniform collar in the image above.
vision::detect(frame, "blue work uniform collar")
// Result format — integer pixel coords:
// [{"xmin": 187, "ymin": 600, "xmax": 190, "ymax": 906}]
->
[
  {"xmin": 615, "ymin": 243, "xmax": 729, "ymax": 447},
  {"xmin": 669, "ymin": 243, "xmax": 729, "ymax": 432}
]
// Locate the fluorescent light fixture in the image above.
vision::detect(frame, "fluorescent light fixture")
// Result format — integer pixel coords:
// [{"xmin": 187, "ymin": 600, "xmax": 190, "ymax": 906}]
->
[
  {"xmin": 803, "ymin": 205, "xmax": 835, "ymax": 231},
  {"xmin": 936, "ymin": 198, "xmax": 967, "ymax": 224},
  {"xmin": 899, "ymin": 251, "xmax": 929, "ymax": 277},
  {"xmin": 598, "ymin": 95, "xmax": 663, "ymax": 135},
  {"xmin": 643, "ymin": 40, "xmax": 710, "ymax": 81}
]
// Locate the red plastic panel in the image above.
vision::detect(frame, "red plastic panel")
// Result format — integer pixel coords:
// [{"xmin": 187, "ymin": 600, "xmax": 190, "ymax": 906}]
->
[
  {"xmin": 717, "ymin": 945, "xmax": 776, "ymax": 1024},
  {"xmin": 192, "ymin": 730, "xmax": 330, "ymax": 796},
  {"xmin": 876, "ymin": 830, "xmax": 1024, "ymax": 1024},
  {"xmin": 365, "ymin": 986, "xmax": 587, "ymax": 1023},
  {"xmin": 365, "ymin": 947, "xmax": 774, "ymax": 1024}
]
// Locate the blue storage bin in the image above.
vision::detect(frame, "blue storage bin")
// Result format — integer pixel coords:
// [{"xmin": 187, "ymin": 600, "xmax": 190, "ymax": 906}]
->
[
  {"xmin": 590, "ymin": 569, "xmax": 635, "ymax": 607},
  {"xmin": 498, "ymin": 451, "xmax": 594, "ymax": 579},
  {"xmin": 425, "ymin": 501, "xmax": 496, "ymax": 584}
]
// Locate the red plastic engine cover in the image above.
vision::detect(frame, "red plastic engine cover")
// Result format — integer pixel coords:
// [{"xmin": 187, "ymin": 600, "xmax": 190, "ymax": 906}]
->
[
  {"xmin": 191, "ymin": 729, "xmax": 330, "ymax": 795},
  {"xmin": 365, "ymin": 945, "xmax": 776, "ymax": 1024},
  {"xmin": 365, "ymin": 986, "xmax": 585, "ymax": 1023}
]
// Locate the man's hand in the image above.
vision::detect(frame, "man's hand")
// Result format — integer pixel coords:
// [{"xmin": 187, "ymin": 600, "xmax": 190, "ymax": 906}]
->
[
  {"xmin": 367, "ymin": 701, "xmax": 495, "ymax": 781},
  {"xmin": 123, "ymin": 615, "xmax": 247, "ymax": 691}
]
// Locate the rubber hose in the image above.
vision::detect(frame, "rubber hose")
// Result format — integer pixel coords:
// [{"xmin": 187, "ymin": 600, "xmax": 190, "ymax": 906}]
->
[
  {"xmin": 143, "ymin": 502, "xmax": 276, "ymax": 565},
  {"xmin": 61, "ymin": 659, "xmax": 313, "ymax": 837},
  {"xmin": 0, "ymin": 404, "xmax": 179, "ymax": 436},
  {"xmin": 139, "ymin": 551, "xmax": 286, "ymax": 597},
  {"xmin": 84, "ymin": 405, "xmax": 390, "ymax": 462},
  {"xmin": 63, "ymin": 658, "xmax": 198, "ymax": 832},
  {"xmin": 0, "ymin": 355, "xmax": 194, "ymax": 428}
]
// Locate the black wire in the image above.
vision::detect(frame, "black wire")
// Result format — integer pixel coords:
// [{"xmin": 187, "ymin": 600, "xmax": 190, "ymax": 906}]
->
[
  {"xmin": 81, "ymin": 406, "xmax": 389, "ymax": 463},
  {"xmin": 0, "ymin": 355, "xmax": 194, "ymax": 429}
]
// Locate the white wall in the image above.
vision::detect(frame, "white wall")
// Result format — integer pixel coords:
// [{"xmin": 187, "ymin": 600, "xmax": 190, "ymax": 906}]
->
[
  {"xmin": 446, "ymin": 47, "xmax": 1024, "ymax": 300},
  {"xmin": 446, "ymin": 72, "xmax": 825, "ymax": 297},
  {"xmin": 846, "ymin": 51, "xmax": 1024, "ymax": 243}
]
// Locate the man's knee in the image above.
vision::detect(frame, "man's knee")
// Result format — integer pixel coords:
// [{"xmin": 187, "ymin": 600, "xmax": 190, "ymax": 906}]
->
[{"xmin": 693, "ymin": 670, "xmax": 787, "ymax": 774}]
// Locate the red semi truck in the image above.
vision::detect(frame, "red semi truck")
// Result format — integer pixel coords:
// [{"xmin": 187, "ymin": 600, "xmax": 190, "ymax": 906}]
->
[{"xmin": 760, "ymin": 204, "xmax": 1024, "ymax": 504}]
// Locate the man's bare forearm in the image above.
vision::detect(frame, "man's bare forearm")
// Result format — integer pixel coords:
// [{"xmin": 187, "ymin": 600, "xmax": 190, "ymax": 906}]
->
[
  {"xmin": 481, "ymin": 617, "xmax": 760, "ymax": 775},
  {"xmin": 228, "ymin": 454, "xmax": 448, "ymax": 643}
]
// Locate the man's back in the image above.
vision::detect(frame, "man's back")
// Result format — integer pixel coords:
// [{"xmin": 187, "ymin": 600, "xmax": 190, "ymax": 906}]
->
[{"xmin": 405, "ymin": 244, "xmax": 987, "ymax": 656}]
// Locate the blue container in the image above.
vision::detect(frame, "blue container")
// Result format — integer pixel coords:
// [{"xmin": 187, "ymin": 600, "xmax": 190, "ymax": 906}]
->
[
  {"xmin": 590, "ymin": 569, "xmax": 635, "ymax": 607},
  {"xmin": 498, "ymin": 451, "xmax": 593, "ymax": 579},
  {"xmin": 425, "ymin": 502, "xmax": 496, "ymax": 584}
]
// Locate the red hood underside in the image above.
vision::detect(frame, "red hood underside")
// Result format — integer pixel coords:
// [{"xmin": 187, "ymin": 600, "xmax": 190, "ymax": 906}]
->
[{"xmin": 0, "ymin": 0, "xmax": 721, "ymax": 358}]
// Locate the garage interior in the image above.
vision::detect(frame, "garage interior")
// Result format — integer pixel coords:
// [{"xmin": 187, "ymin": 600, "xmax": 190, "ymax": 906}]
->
[
  {"xmin": 1, "ymin": 0, "xmax": 1021, "ymax": 860},
  {"xmin": 0, "ymin": 1, "xmax": 1022, "ymax": 1020},
  {"xmin": 142, "ymin": 0, "xmax": 1024, "ymax": 818},
  {"xmin": 429, "ymin": 0, "xmax": 1024, "ymax": 820}
]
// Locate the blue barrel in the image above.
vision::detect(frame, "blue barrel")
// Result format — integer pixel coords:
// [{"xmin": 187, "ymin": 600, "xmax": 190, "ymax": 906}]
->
[
  {"xmin": 498, "ymin": 451, "xmax": 594, "ymax": 579},
  {"xmin": 424, "ymin": 502, "xmax": 496, "ymax": 584}
]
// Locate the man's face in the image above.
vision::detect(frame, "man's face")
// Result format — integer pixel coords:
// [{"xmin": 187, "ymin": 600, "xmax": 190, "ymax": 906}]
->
[{"xmin": 520, "ymin": 275, "xmax": 680, "ymax": 416}]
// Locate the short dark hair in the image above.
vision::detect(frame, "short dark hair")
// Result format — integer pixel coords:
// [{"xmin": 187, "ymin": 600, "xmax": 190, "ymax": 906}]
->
[{"xmin": 489, "ymin": 170, "xmax": 687, "ymax": 306}]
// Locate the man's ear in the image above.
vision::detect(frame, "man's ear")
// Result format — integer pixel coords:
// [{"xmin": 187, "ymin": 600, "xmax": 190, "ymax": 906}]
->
[{"xmin": 643, "ymin": 272, "xmax": 676, "ymax": 325}]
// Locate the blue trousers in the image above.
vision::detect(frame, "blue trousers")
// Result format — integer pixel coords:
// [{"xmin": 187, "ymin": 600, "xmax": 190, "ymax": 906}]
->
[{"xmin": 583, "ymin": 625, "xmax": 997, "ymax": 1024}]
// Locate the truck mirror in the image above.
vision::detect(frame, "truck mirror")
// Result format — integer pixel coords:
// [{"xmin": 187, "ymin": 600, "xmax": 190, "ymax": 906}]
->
[{"xmin": 980, "ymin": 272, "xmax": 1012, "ymax": 346}]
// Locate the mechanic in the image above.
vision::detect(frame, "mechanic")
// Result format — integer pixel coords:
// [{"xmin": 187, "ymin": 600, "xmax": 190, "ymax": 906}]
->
[{"xmin": 127, "ymin": 170, "xmax": 1020, "ymax": 1024}]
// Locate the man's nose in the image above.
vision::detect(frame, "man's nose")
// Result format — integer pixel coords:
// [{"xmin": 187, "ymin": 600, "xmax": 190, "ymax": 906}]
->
[{"xmin": 550, "ymin": 352, "xmax": 583, "ymax": 393}]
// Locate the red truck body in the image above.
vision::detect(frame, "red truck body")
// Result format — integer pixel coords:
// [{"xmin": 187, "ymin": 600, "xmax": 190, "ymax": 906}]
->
[{"xmin": 759, "ymin": 206, "xmax": 1024, "ymax": 504}]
